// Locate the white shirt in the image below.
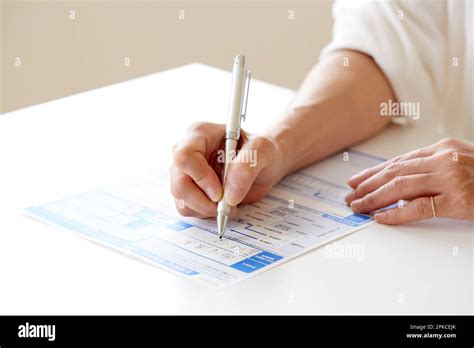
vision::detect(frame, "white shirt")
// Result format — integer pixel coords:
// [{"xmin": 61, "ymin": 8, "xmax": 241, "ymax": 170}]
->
[{"xmin": 321, "ymin": 0, "xmax": 473, "ymax": 140}]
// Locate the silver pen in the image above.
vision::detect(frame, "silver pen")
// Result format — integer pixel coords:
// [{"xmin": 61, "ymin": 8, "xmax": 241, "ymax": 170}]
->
[{"xmin": 217, "ymin": 54, "xmax": 251, "ymax": 239}]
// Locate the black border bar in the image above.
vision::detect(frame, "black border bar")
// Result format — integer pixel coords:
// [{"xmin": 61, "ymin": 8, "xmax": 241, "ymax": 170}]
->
[{"xmin": 0, "ymin": 315, "xmax": 472, "ymax": 346}]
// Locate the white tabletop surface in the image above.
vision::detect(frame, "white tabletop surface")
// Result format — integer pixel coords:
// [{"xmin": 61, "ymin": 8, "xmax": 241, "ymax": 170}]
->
[{"xmin": 0, "ymin": 63, "xmax": 472, "ymax": 315}]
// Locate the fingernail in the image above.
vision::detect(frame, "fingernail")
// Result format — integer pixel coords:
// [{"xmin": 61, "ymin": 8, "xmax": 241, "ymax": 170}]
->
[
  {"xmin": 205, "ymin": 186, "xmax": 222, "ymax": 203},
  {"xmin": 374, "ymin": 212, "xmax": 386, "ymax": 222}
]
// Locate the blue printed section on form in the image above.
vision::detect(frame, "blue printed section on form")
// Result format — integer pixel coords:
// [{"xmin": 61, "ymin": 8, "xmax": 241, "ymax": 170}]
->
[
  {"xmin": 230, "ymin": 251, "xmax": 283, "ymax": 273},
  {"xmin": 26, "ymin": 206, "xmax": 199, "ymax": 276},
  {"xmin": 167, "ymin": 221, "xmax": 193, "ymax": 231},
  {"xmin": 344, "ymin": 213, "xmax": 371, "ymax": 224},
  {"xmin": 322, "ymin": 213, "xmax": 372, "ymax": 227}
]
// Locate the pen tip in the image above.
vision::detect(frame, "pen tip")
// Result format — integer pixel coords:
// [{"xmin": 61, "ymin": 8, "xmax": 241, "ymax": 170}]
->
[{"xmin": 217, "ymin": 213, "xmax": 228, "ymax": 238}]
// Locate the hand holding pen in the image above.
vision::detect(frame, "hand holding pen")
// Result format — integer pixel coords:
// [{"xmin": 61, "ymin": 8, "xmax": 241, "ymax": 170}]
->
[{"xmin": 170, "ymin": 55, "xmax": 285, "ymax": 238}]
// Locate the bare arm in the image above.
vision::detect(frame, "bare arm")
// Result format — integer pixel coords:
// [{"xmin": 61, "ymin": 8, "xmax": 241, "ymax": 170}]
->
[{"xmin": 266, "ymin": 49, "xmax": 394, "ymax": 177}]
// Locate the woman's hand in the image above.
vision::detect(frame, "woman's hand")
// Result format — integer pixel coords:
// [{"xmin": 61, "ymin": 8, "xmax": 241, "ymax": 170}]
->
[
  {"xmin": 345, "ymin": 138, "xmax": 474, "ymax": 224},
  {"xmin": 170, "ymin": 122, "xmax": 284, "ymax": 218}
]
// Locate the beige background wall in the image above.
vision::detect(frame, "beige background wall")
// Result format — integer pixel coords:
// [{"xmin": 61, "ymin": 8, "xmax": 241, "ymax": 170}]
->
[{"xmin": 1, "ymin": 0, "xmax": 334, "ymax": 113}]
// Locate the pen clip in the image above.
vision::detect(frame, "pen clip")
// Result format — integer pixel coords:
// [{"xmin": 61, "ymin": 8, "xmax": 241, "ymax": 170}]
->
[{"xmin": 241, "ymin": 69, "xmax": 251, "ymax": 122}]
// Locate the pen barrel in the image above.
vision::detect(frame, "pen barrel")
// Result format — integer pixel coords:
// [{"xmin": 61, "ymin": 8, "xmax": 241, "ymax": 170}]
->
[
  {"xmin": 221, "ymin": 138, "xmax": 238, "ymax": 186},
  {"xmin": 226, "ymin": 56, "xmax": 247, "ymax": 139},
  {"xmin": 217, "ymin": 55, "xmax": 247, "ymax": 236}
]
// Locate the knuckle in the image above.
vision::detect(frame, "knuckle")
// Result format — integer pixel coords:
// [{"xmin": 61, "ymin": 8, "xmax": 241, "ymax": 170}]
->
[
  {"xmin": 354, "ymin": 180, "xmax": 373, "ymax": 199},
  {"xmin": 359, "ymin": 168, "xmax": 369, "ymax": 177},
  {"xmin": 358, "ymin": 167, "xmax": 374, "ymax": 179},
  {"xmin": 414, "ymin": 199, "xmax": 431, "ymax": 217},
  {"xmin": 385, "ymin": 162, "xmax": 401, "ymax": 172},
  {"xmin": 354, "ymin": 185, "xmax": 365, "ymax": 199},
  {"xmin": 194, "ymin": 172, "xmax": 209, "ymax": 187},
  {"xmin": 411, "ymin": 148, "xmax": 428, "ymax": 158},
  {"xmin": 412, "ymin": 157, "xmax": 426, "ymax": 166},
  {"xmin": 191, "ymin": 165, "xmax": 210, "ymax": 185},
  {"xmin": 437, "ymin": 150, "xmax": 453, "ymax": 162},
  {"xmin": 361, "ymin": 194, "xmax": 375, "ymax": 207},
  {"xmin": 438, "ymin": 137, "xmax": 460, "ymax": 148},
  {"xmin": 392, "ymin": 176, "xmax": 406, "ymax": 193},
  {"xmin": 363, "ymin": 195, "xmax": 374, "ymax": 207},
  {"xmin": 391, "ymin": 156, "xmax": 403, "ymax": 164},
  {"xmin": 382, "ymin": 164, "xmax": 401, "ymax": 180},
  {"xmin": 173, "ymin": 149, "xmax": 191, "ymax": 169}
]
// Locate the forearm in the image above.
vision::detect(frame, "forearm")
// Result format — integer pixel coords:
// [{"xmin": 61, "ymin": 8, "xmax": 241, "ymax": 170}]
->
[{"xmin": 265, "ymin": 50, "xmax": 394, "ymax": 177}]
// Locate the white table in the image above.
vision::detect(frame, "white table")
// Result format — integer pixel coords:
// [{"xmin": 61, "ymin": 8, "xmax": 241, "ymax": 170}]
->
[{"xmin": 0, "ymin": 64, "xmax": 472, "ymax": 315}]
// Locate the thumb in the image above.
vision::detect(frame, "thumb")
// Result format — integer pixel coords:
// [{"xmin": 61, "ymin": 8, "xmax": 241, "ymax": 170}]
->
[{"xmin": 224, "ymin": 138, "xmax": 269, "ymax": 206}]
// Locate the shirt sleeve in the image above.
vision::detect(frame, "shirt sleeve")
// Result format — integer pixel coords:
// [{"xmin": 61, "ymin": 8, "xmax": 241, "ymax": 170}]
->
[{"xmin": 320, "ymin": 0, "xmax": 448, "ymax": 123}]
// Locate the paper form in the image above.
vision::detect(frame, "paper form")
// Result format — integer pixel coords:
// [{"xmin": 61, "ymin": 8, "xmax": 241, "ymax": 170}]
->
[{"xmin": 26, "ymin": 150, "xmax": 385, "ymax": 288}]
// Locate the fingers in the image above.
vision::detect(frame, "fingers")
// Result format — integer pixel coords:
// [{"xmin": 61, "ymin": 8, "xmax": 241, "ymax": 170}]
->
[
  {"xmin": 345, "ymin": 156, "xmax": 435, "ymax": 205},
  {"xmin": 374, "ymin": 195, "xmax": 444, "ymax": 225},
  {"xmin": 170, "ymin": 167, "xmax": 217, "ymax": 217},
  {"xmin": 174, "ymin": 149, "xmax": 222, "ymax": 202},
  {"xmin": 224, "ymin": 137, "xmax": 275, "ymax": 206},
  {"xmin": 347, "ymin": 161, "xmax": 392, "ymax": 189},
  {"xmin": 348, "ymin": 138, "xmax": 473, "ymax": 224},
  {"xmin": 347, "ymin": 139, "xmax": 471, "ymax": 190},
  {"xmin": 171, "ymin": 122, "xmax": 279, "ymax": 217},
  {"xmin": 350, "ymin": 174, "xmax": 439, "ymax": 214},
  {"xmin": 347, "ymin": 147, "xmax": 436, "ymax": 189},
  {"xmin": 172, "ymin": 125, "xmax": 224, "ymax": 203}
]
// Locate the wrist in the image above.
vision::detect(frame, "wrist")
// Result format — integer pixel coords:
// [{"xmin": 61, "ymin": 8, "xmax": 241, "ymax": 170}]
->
[{"xmin": 263, "ymin": 124, "xmax": 296, "ymax": 181}]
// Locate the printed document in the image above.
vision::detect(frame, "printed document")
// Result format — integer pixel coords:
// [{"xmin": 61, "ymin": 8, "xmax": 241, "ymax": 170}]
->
[{"xmin": 26, "ymin": 150, "xmax": 384, "ymax": 288}]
